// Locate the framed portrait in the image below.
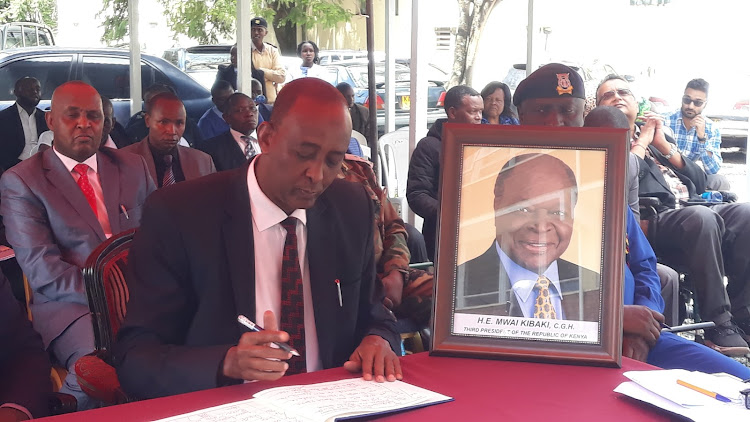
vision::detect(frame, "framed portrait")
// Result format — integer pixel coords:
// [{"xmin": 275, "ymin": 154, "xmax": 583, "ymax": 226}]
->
[{"xmin": 430, "ymin": 124, "xmax": 628, "ymax": 367}]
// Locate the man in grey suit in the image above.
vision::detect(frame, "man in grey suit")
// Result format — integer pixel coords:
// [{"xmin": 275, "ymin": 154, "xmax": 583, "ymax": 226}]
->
[
  {"xmin": 123, "ymin": 93, "xmax": 215, "ymax": 187},
  {"xmin": 0, "ymin": 81, "xmax": 156, "ymax": 410},
  {"xmin": 456, "ymin": 153, "xmax": 601, "ymax": 321}
]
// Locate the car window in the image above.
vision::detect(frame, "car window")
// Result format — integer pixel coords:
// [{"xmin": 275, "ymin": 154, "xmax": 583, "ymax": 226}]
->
[
  {"xmin": 0, "ymin": 55, "xmax": 73, "ymax": 101},
  {"xmin": 81, "ymin": 55, "xmax": 170, "ymax": 100},
  {"xmin": 4, "ymin": 25, "xmax": 23, "ymax": 49},
  {"xmin": 22, "ymin": 26, "xmax": 38, "ymax": 47},
  {"xmin": 38, "ymin": 29, "xmax": 53, "ymax": 46}
]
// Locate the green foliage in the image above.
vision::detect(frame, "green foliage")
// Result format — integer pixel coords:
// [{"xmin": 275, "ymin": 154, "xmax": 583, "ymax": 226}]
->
[
  {"xmin": 159, "ymin": 0, "xmax": 237, "ymax": 44},
  {"xmin": 0, "ymin": 0, "xmax": 58, "ymax": 31},
  {"xmin": 252, "ymin": 0, "xmax": 351, "ymax": 30},
  {"xmin": 99, "ymin": 0, "xmax": 129, "ymax": 45}
]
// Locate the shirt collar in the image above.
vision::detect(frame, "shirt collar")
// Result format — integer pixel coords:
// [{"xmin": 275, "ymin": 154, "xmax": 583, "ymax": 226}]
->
[
  {"xmin": 53, "ymin": 147, "xmax": 98, "ymax": 174},
  {"xmin": 252, "ymin": 42, "xmax": 265, "ymax": 53},
  {"xmin": 16, "ymin": 103, "xmax": 33, "ymax": 118},
  {"xmin": 231, "ymin": 128, "xmax": 257, "ymax": 143},
  {"xmin": 247, "ymin": 158, "xmax": 306, "ymax": 232},
  {"xmin": 211, "ymin": 105, "xmax": 223, "ymax": 118},
  {"xmin": 495, "ymin": 241, "xmax": 561, "ymax": 302}
]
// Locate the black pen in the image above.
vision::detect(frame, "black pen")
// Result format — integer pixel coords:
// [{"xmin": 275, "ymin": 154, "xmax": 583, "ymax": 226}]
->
[{"xmin": 236, "ymin": 315, "xmax": 300, "ymax": 357}]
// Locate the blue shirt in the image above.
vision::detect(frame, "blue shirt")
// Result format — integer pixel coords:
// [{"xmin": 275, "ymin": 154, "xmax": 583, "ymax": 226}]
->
[
  {"xmin": 197, "ymin": 106, "xmax": 230, "ymax": 140},
  {"xmin": 481, "ymin": 115, "xmax": 520, "ymax": 125},
  {"xmin": 662, "ymin": 110, "xmax": 722, "ymax": 174},
  {"xmin": 624, "ymin": 207, "xmax": 664, "ymax": 312},
  {"xmin": 496, "ymin": 243, "xmax": 564, "ymax": 319}
]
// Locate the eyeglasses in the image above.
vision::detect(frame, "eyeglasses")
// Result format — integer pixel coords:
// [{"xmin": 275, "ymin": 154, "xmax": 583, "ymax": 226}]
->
[
  {"xmin": 599, "ymin": 88, "xmax": 633, "ymax": 103},
  {"xmin": 682, "ymin": 96, "xmax": 706, "ymax": 107}
]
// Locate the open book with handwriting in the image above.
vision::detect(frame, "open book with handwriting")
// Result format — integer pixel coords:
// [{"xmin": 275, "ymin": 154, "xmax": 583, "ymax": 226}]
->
[{"xmin": 154, "ymin": 378, "xmax": 453, "ymax": 422}]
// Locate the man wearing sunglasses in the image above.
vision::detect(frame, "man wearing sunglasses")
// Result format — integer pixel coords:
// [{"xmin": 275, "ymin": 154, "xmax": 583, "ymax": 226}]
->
[
  {"xmin": 597, "ymin": 74, "xmax": 750, "ymax": 352},
  {"xmin": 662, "ymin": 79, "xmax": 728, "ymax": 190}
]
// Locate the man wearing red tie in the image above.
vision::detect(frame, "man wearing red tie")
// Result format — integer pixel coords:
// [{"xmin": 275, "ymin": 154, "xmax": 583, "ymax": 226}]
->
[{"xmin": 0, "ymin": 81, "xmax": 156, "ymax": 410}]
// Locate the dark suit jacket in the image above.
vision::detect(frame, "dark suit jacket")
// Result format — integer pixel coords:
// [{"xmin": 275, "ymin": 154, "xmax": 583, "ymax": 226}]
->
[
  {"xmin": 216, "ymin": 64, "xmax": 266, "ymax": 96},
  {"xmin": 0, "ymin": 148, "xmax": 156, "ymax": 347},
  {"xmin": 456, "ymin": 244, "xmax": 601, "ymax": 322},
  {"xmin": 0, "ymin": 104, "xmax": 49, "ymax": 171},
  {"xmin": 122, "ymin": 138, "xmax": 216, "ymax": 184},
  {"xmin": 0, "ymin": 271, "xmax": 51, "ymax": 418},
  {"xmin": 634, "ymin": 126, "xmax": 707, "ymax": 212},
  {"xmin": 197, "ymin": 130, "xmax": 247, "ymax": 172},
  {"xmin": 114, "ymin": 164, "xmax": 400, "ymax": 399}
]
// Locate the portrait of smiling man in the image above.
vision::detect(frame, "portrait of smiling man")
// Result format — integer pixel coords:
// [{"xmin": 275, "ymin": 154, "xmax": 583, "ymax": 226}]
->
[{"xmin": 456, "ymin": 153, "xmax": 601, "ymax": 322}]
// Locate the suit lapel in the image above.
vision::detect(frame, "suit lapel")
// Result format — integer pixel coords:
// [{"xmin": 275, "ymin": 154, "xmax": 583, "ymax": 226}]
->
[
  {"xmin": 225, "ymin": 132, "xmax": 246, "ymax": 168},
  {"xmin": 221, "ymin": 165, "xmax": 256, "ymax": 319},
  {"xmin": 306, "ymin": 196, "xmax": 338, "ymax": 364},
  {"xmin": 42, "ymin": 149, "xmax": 107, "ymax": 241},
  {"xmin": 137, "ymin": 138, "xmax": 158, "ymax": 184},
  {"xmin": 177, "ymin": 146, "xmax": 198, "ymax": 180},
  {"xmin": 97, "ymin": 150, "xmax": 122, "ymax": 235}
]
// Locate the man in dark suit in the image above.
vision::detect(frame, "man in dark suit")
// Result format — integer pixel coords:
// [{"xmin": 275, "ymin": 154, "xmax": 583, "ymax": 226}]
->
[
  {"xmin": 115, "ymin": 78, "xmax": 401, "ymax": 400},
  {"xmin": 336, "ymin": 82, "xmax": 370, "ymax": 140},
  {"xmin": 123, "ymin": 93, "xmax": 215, "ymax": 187},
  {"xmin": 456, "ymin": 154, "xmax": 600, "ymax": 321},
  {"xmin": 124, "ymin": 84, "xmax": 203, "ymax": 147},
  {"xmin": 0, "ymin": 81, "xmax": 156, "ymax": 410},
  {"xmin": 0, "ymin": 269, "xmax": 52, "ymax": 420},
  {"xmin": 0, "ymin": 77, "xmax": 49, "ymax": 171},
  {"xmin": 216, "ymin": 44, "xmax": 266, "ymax": 95},
  {"xmin": 597, "ymin": 75, "xmax": 750, "ymax": 351},
  {"xmin": 198, "ymin": 93, "xmax": 258, "ymax": 172}
]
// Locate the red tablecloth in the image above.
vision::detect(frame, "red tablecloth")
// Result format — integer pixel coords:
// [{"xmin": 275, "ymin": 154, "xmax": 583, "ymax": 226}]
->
[{"xmin": 40, "ymin": 353, "xmax": 675, "ymax": 421}]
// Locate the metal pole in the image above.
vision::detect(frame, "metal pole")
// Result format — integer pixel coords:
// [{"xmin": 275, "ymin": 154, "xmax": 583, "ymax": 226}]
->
[
  {"xmin": 384, "ymin": 0, "xmax": 396, "ymax": 134},
  {"xmin": 128, "ymin": 0, "xmax": 142, "ymax": 116},
  {"xmin": 407, "ymin": 0, "xmax": 428, "ymax": 227},
  {"xmin": 236, "ymin": 0, "xmax": 252, "ymax": 94},
  {"xmin": 525, "ymin": 0, "xmax": 534, "ymax": 77},
  {"xmin": 366, "ymin": 0, "xmax": 378, "ymax": 176}
]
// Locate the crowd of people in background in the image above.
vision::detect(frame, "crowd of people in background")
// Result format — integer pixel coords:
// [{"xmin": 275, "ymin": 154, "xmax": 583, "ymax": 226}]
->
[{"xmin": 0, "ymin": 13, "xmax": 748, "ymax": 422}]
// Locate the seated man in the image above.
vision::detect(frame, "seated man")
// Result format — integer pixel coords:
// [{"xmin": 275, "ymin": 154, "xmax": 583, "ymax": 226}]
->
[
  {"xmin": 0, "ymin": 77, "xmax": 48, "ymax": 171},
  {"xmin": 114, "ymin": 78, "xmax": 401, "ymax": 400},
  {"xmin": 197, "ymin": 80, "xmax": 234, "ymax": 140},
  {"xmin": 511, "ymin": 64, "xmax": 747, "ymax": 373},
  {"xmin": 0, "ymin": 81, "xmax": 156, "ymax": 410},
  {"xmin": 124, "ymin": 83, "xmax": 203, "ymax": 147},
  {"xmin": 407, "ymin": 85, "xmax": 483, "ymax": 260},
  {"xmin": 198, "ymin": 93, "xmax": 259, "ymax": 172},
  {"xmin": 662, "ymin": 78, "xmax": 729, "ymax": 190},
  {"xmin": 597, "ymin": 75, "xmax": 750, "ymax": 351},
  {"xmin": 456, "ymin": 154, "xmax": 600, "ymax": 321},
  {"xmin": 0, "ymin": 269, "xmax": 52, "ymax": 420},
  {"xmin": 336, "ymin": 82, "xmax": 370, "ymax": 142},
  {"xmin": 123, "ymin": 92, "xmax": 215, "ymax": 188}
]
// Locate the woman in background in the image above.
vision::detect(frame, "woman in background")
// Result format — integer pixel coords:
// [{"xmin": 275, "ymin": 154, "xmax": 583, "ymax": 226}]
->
[
  {"xmin": 481, "ymin": 81, "xmax": 519, "ymax": 125},
  {"xmin": 289, "ymin": 41, "xmax": 327, "ymax": 80}
]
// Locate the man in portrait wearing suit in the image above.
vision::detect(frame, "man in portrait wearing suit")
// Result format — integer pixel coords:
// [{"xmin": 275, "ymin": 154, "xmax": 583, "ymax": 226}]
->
[
  {"xmin": 0, "ymin": 77, "xmax": 49, "ymax": 171},
  {"xmin": 123, "ymin": 92, "xmax": 215, "ymax": 188},
  {"xmin": 114, "ymin": 77, "xmax": 401, "ymax": 400},
  {"xmin": 198, "ymin": 93, "xmax": 259, "ymax": 172},
  {"xmin": 0, "ymin": 81, "xmax": 156, "ymax": 410},
  {"xmin": 456, "ymin": 153, "xmax": 600, "ymax": 321}
]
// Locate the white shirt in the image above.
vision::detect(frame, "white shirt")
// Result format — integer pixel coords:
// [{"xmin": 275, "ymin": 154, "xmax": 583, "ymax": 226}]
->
[
  {"xmin": 36, "ymin": 131, "xmax": 117, "ymax": 154},
  {"xmin": 231, "ymin": 128, "xmax": 259, "ymax": 157},
  {"xmin": 53, "ymin": 148, "xmax": 113, "ymax": 239},
  {"xmin": 16, "ymin": 104, "xmax": 39, "ymax": 160},
  {"xmin": 247, "ymin": 158, "xmax": 321, "ymax": 371}
]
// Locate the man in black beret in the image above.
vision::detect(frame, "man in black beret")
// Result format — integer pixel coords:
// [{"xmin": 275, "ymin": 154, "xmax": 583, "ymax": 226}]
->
[
  {"xmin": 251, "ymin": 16, "xmax": 285, "ymax": 104},
  {"xmin": 513, "ymin": 63, "xmax": 586, "ymax": 127}
]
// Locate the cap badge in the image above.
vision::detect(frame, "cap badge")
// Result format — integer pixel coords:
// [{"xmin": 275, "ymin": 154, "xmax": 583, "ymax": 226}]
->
[{"xmin": 556, "ymin": 73, "xmax": 573, "ymax": 95}]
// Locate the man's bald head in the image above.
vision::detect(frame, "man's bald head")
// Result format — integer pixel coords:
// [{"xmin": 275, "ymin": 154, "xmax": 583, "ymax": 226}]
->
[
  {"xmin": 269, "ymin": 77, "xmax": 350, "ymax": 128},
  {"xmin": 583, "ymin": 106, "xmax": 631, "ymax": 129},
  {"xmin": 47, "ymin": 81, "xmax": 103, "ymax": 162}
]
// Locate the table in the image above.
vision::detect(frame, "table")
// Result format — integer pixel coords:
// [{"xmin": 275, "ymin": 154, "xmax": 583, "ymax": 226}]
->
[{"xmin": 40, "ymin": 353, "xmax": 674, "ymax": 421}]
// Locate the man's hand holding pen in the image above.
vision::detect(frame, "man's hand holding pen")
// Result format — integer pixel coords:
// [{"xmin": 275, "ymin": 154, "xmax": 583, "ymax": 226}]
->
[{"xmin": 222, "ymin": 311, "xmax": 292, "ymax": 382}]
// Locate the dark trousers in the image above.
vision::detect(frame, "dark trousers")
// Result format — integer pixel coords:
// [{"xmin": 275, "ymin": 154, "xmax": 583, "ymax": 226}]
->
[
  {"xmin": 404, "ymin": 223, "xmax": 429, "ymax": 264},
  {"xmin": 652, "ymin": 203, "xmax": 750, "ymax": 323}
]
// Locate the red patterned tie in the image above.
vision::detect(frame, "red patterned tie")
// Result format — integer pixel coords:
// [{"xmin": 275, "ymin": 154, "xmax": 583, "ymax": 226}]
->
[
  {"xmin": 73, "ymin": 163, "xmax": 98, "ymax": 218},
  {"xmin": 280, "ymin": 217, "xmax": 306, "ymax": 374}
]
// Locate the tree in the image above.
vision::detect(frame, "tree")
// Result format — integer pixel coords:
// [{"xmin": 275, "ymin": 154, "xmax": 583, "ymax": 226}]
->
[
  {"xmin": 0, "ymin": 0, "xmax": 58, "ymax": 31},
  {"xmin": 448, "ymin": 0, "xmax": 502, "ymax": 89},
  {"xmin": 99, "ymin": 0, "xmax": 351, "ymax": 53}
]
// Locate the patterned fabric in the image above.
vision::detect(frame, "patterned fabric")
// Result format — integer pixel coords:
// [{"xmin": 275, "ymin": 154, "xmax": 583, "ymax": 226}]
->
[
  {"xmin": 663, "ymin": 110, "xmax": 723, "ymax": 174},
  {"xmin": 74, "ymin": 163, "xmax": 98, "ymax": 217},
  {"xmin": 242, "ymin": 136, "xmax": 256, "ymax": 159},
  {"xmin": 280, "ymin": 217, "xmax": 306, "ymax": 374},
  {"xmin": 339, "ymin": 157, "xmax": 409, "ymax": 276},
  {"xmin": 162, "ymin": 155, "xmax": 175, "ymax": 187},
  {"xmin": 533, "ymin": 275, "xmax": 557, "ymax": 319}
]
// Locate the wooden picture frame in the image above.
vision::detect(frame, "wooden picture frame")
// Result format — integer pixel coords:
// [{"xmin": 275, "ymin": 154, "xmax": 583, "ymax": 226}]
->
[{"xmin": 430, "ymin": 124, "xmax": 628, "ymax": 367}]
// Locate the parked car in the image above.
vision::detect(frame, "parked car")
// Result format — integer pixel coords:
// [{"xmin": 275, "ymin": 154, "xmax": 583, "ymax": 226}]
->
[
  {"xmin": 704, "ymin": 74, "xmax": 750, "ymax": 153},
  {"xmin": 162, "ymin": 44, "xmax": 233, "ymax": 90},
  {"xmin": 321, "ymin": 59, "xmax": 446, "ymax": 133},
  {"xmin": 0, "ymin": 47, "xmax": 212, "ymax": 125},
  {"xmin": 0, "ymin": 22, "xmax": 55, "ymax": 50}
]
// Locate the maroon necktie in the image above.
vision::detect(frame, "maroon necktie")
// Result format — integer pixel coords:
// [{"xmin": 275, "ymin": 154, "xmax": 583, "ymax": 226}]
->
[
  {"xmin": 73, "ymin": 163, "xmax": 98, "ymax": 218},
  {"xmin": 280, "ymin": 217, "xmax": 306, "ymax": 374}
]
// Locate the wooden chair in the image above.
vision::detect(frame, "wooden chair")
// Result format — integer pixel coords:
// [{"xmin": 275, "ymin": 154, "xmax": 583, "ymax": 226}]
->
[{"xmin": 74, "ymin": 229, "xmax": 137, "ymax": 405}]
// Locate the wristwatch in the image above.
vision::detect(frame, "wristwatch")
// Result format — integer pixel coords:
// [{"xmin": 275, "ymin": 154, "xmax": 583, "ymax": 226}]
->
[{"xmin": 663, "ymin": 144, "xmax": 679, "ymax": 160}]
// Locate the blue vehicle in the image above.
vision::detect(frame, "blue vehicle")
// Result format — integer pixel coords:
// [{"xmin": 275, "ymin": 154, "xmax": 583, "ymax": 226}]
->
[{"xmin": 0, "ymin": 47, "xmax": 212, "ymax": 125}]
